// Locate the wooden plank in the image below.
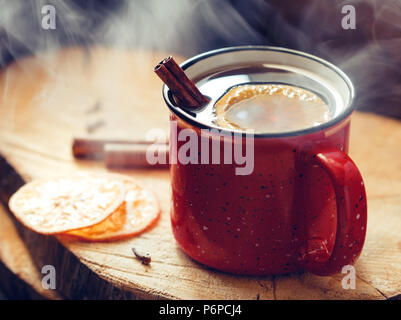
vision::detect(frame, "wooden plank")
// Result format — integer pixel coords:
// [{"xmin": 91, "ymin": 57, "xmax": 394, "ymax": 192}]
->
[{"xmin": 0, "ymin": 47, "xmax": 400, "ymax": 299}]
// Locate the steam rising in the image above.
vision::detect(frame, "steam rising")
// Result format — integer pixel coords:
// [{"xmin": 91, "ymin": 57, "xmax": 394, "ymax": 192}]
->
[
  {"xmin": 0, "ymin": 0, "xmax": 265, "ymax": 63},
  {"xmin": 0, "ymin": 0, "xmax": 400, "ymax": 116}
]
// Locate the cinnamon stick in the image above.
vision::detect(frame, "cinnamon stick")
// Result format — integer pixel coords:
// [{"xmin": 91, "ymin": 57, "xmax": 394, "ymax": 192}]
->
[
  {"xmin": 154, "ymin": 56, "xmax": 210, "ymax": 108},
  {"xmin": 162, "ymin": 56, "xmax": 210, "ymax": 106},
  {"xmin": 72, "ymin": 137, "xmax": 168, "ymax": 160},
  {"xmin": 104, "ymin": 143, "xmax": 169, "ymax": 169}
]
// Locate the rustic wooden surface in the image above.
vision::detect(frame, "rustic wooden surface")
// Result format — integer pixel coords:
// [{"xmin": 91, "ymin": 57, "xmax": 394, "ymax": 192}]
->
[
  {"xmin": 0, "ymin": 47, "xmax": 400, "ymax": 300},
  {"xmin": 0, "ymin": 201, "xmax": 60, "ymax": 300}
]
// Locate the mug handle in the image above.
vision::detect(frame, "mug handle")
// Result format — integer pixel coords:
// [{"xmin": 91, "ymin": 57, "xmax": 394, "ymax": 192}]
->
[{"xmin": 298, "ymin": 148, "xmax": 367, "ymax": 276}]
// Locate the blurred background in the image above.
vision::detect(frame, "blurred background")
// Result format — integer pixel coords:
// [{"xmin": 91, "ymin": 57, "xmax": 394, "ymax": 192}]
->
[
  {"xmin": 0, "ymin": 0, "xmax": 400, "ymax": 299},
  {"xmin": 0, "ymin": 0, "xmax": 400, "ymax": 118}
]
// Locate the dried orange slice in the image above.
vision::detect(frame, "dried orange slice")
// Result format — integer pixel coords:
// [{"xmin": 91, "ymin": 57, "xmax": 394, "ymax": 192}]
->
[
  {"xmin": 62, "ymin": 202, "xmax": 127, "ymax": 238},
  {"xmin": 9, "ymin": 176, "xmax": 125, "ymax": 234},
  {"xmin": 62, "ymin": 177, "xmax": 160, "ymax": 242}
]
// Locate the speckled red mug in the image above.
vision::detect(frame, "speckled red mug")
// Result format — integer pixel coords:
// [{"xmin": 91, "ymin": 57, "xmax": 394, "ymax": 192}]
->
[{"xmin": 162, "ymin": 47, "xmax": 367, "ymax": 276}]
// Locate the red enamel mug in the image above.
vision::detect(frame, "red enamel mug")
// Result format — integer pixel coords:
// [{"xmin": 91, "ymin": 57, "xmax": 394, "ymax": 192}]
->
[{"xmin": 162, "ymin": 46, "xmax": 367, "ymax": 276}]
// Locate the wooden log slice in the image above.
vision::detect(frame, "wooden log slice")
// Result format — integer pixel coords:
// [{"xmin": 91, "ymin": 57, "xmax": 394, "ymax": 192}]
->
[{"xmin": 0, "ymin": 47, "xmax": 400, "ymax": 299}]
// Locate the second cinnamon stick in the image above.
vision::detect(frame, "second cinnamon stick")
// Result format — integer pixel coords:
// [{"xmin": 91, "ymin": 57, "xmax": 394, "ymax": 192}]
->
[{"xmin": 105, "ymin": 143, "xmax": 169, "ymax": 169}]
